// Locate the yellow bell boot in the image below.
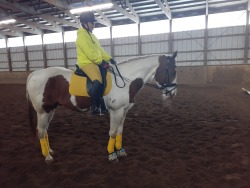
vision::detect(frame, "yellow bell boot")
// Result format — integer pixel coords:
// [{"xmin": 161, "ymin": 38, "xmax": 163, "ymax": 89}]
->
[
  {"xmin": 115, "ymin": 134, "xmax": 127, "ymax": 158},
  {"xmin": 107, "ymin": 137, "xmax": 118, "ymax": 162},
  {"xmin": 40, "ymin": 138, "xmax": 49, "ymax": 157},
  {"xmin": 45, "ymin": 133, "xmax": 53, "ymax": 154},
  {"xmin": 115, "ymin": 134, "xmax": 122, "ymax": 150},
  {"xmin": 107, "ymin": 137, "xmax": 116, "ymax": 154}
]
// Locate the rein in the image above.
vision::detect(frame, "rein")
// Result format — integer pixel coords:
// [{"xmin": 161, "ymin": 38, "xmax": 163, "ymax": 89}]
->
[{"xmin": 108, "ymin": 65, "xmax": 177, "ymax": 93}]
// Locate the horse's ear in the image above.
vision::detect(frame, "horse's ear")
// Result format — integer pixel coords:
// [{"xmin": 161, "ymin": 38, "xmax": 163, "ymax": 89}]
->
[{"xmin": 172, "ymin": 51, "xmax": 177, "ymax": 59}]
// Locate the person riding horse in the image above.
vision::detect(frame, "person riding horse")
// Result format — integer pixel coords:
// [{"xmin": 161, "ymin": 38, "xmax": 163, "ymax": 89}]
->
[{"xmin": 76, "ymin": 11, "xmax": 117, "ymax": 115}]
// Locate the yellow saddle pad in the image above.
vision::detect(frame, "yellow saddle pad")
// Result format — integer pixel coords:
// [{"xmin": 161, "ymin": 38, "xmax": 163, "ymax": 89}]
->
[{"xmin": 69, "ymin": 71, "xmax": 112, "ymax": 97}]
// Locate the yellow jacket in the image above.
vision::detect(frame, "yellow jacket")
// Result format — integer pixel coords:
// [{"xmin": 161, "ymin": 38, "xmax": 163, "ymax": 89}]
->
[{"xmin": 76, "ymin": 28, "xmax": 111, "ymax": 68}]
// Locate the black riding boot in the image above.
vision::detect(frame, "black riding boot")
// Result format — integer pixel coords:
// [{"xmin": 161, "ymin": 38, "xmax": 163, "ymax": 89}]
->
[
  {"xmin": 89, "ymin": 80, "xmax": 102, "ymax": 115},
  {"xmin": 99, "ymin": 98, "xmax": 109, "ymax": 114}
]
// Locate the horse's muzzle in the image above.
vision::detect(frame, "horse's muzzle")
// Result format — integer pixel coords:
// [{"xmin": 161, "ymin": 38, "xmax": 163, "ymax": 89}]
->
[{"xmin": 162, "ymin": 86, "xmax": 177, "ymax": 100}]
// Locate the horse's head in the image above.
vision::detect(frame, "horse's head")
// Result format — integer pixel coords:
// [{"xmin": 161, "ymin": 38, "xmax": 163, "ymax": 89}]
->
[{"xmin": 155, "ymin": 51, "xmax": 177, "ymax": 100}]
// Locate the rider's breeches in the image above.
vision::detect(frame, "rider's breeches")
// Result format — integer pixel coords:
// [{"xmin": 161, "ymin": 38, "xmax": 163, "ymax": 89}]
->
[{"xmin": 81, "ymin": 63, "xmax": 102, "ymax": 83}]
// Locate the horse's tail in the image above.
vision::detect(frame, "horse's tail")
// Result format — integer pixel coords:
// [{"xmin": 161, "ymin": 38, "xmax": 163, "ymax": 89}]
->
[{"xmin": 26, "ymin": 73, "xmax": 37, "ymax": 139}]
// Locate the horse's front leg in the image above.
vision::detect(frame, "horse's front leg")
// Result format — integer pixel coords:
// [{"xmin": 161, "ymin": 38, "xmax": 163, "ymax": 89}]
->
[{"xmin": 108, "ymin": 108, "xmax": 127, "ymax": 162}]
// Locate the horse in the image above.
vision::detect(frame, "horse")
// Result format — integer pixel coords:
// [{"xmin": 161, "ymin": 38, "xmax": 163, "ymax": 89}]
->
[{"xmin": 26, "ymin": 51, "xmax": 178, "ymax": 163}]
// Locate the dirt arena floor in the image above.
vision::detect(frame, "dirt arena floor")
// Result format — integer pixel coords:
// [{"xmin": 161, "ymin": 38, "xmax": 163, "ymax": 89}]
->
[{"xmin": 1, "ymin": 83, "xmax": 250, "ymax": 188}]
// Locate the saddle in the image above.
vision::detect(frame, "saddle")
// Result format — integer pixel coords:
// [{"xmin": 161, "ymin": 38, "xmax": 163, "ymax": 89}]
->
[{"xmin": 69, "ymin": 65, "xmax": 112, "ymax": 97}]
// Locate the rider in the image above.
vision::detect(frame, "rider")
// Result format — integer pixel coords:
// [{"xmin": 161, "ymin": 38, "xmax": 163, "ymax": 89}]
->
[{"xmin": 76, "ymin": 11, "xmax": 117, "ymax": 115}]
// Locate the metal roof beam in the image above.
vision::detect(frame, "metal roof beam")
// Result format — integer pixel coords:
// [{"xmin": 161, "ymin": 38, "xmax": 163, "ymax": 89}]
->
[
  {"xmin": 0, "ymin": 30, "xmax": 23, "ymax": 37},
  {"xmin": 112, "ymin": 1, "xmax": 140, "ymax": 23},
  {"xmin": 42, "ymin": 0, "xmax": 72, "ymax": 10},
  {"xmin": 65, "ymin": 10, "xmax": 81, "ymax": 25},
  {"xmin": 95, "ymin": 10, "xmax": 112, "ymax": 27},
  {"xmin": 0, "ymin": 0, "xmax": 39, "ymax": 15},
  {"xmin": 0, "ymin": 24, "xmax": 42, "ymax": 35},
  {"xmin": 40, "ymin": 14, "xmax": 80, "ymax": 28},
  {"xmin": 43, "ymin": 0, "xmax": 81, "ymax": 27},
  {"xmin": 154, "ymin": 0, "xmax": 172, "ymax": 20},
  {"xmin": 0, "ymin": 0, "xmax": 80, "ymax": 29},
  {"xmin": 15, "ymin": 17, "xmax": 62, "ymax": 32}
]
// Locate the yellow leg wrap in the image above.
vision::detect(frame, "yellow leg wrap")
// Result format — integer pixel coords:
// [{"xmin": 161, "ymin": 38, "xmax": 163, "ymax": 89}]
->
[
  {"xmin": 115, "ymin": 134, "xmax": 122, "ymax": 150},
  {"xmin": 40, "ymin": 138, "xmax": 49, "ymax": 157},
  {"xmin": 107, "ymin": 137, "xmax": 116, "ymax": 154},
  {"xmin": 45, "ymin": 133, "xmax": 50, "ymax": 150}
]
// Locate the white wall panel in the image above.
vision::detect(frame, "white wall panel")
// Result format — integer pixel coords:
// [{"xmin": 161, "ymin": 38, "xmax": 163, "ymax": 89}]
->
[
  {"xmin": 0, "ymin": 48, "xmax": 6, "ymax": 53},
  {"xmin": 0, "ymin": 53, "xmax": 7, "ymax": 62},
  {"xmin": 11, "ymin": 52, "xmax": 25, "ymax": 61},
  {"xmin": 46, "ymin": 43, "xmax": 63, "ymax": 49},
  {"xmin": 103, "ymin": 46, "xmax": 111, "ymax": 55},
  {"xmin": 0, "ymin": 63, "xmax": 8, "ymax": 68},
  {"xmin": 29, "ymin": 60, "xmax": 44, "ymax": 68},
  {"xmin": 141, "ymin": 33, "xmax": 168, "ymax": 42},
  {"xmin": 114, "ymin": 36, "xmax": 138, "ymax": 44},
  {"xmin": 46, "ymin": 50, "xmax": 64, "ymax": 59},
  {"xmin": 67, "ymin": 59, "xmax": 77, "ymax": 66},
  {"xmin": 66, "ymin": 42, "xmax": 76, "ymax": 48},
  {"xmin": 47, "ymin": 59, "xmax": 64, "ymax": 66},
  {"xmin": 27, "ymin": 45, "xmax": 42, "ymax": 51},
  {"xmin": 67, "ymin": 49, "xmax": 76, "ymax": 58},
  {"xmin": 10, "ymin": 47, "xmax": 23, "ymax": 53},
  {"xmin": 142, "ymin": 42, "xmax": 168, "ymax": 54},
  {"xmin": 114, "ymin": 44, "xmax": 138, "ymax": 56},
  {"xmin": 100, "ymin": 39, "xmax": 111, "ymax": 45},
  {"xmin": 28, "ymin": 51, "xmax": 43, "ymax": 60},
  {"xmin": 12, "ymin": 61, "xmax": 26, "ymax": 69}
]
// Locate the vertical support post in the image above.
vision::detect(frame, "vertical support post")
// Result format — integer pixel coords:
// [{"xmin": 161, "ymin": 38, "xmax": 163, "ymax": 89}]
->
[
  {"xmin": 110, "ymin": 26, "xmax": 114, "ymax": 57},
  {"xmin": 41, "ymin": 31, "xmax": 47, "ymax": 68},
  {"xmin": 204, "ymin": 0, "xmax": 209, "ymax": 66},
  {"xmin": 244, "ymin": 1, "xmax": 250, "ymax": 64},
  {"xmin": 23, "ymin": 36, "xmax": 30, "ymax": 71},
  {"xmin": 5, "ymin": 38, "xmax": 12, "ymax": 71},
  {"xmin": 168, "ymin": 19, "xmax": 173, "ymax": 53},
  {"xmin": 138, "ymin": 23, "xmax": 142, "ymax": 56},
  {"xmin": 62, "ymin": 29, "xmax": 68, "ymax": 68}
]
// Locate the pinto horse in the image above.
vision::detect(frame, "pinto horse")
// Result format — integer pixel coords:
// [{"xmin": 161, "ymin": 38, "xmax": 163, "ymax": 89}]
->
[{"xmin": 26, "ymin": 51, "xmax": 178, "ymax": 163}]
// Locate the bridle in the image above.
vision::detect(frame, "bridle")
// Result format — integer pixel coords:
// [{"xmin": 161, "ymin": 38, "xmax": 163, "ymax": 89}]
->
[{"xmin": 108, "ymin": 58, "xmax": 177, "ymax": 94}]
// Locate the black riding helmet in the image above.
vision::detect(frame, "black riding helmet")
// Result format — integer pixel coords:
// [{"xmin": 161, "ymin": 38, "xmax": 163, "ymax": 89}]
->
[{"xmin": 80, "ymin": 11, "xmax": 96, "ymax": 24}]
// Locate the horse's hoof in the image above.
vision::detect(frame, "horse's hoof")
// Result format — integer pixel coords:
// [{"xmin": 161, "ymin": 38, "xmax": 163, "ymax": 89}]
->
[
  {"xmin": 108, "ymin": 152, "xmax": 118, "ymax": 163},
  {"xmin": 117, "ymin": 148, "xmax": 127, "ymax": 158},
  {"xmin": 45, "ymin": 155, "xmax": 53, "ymax": 164}
]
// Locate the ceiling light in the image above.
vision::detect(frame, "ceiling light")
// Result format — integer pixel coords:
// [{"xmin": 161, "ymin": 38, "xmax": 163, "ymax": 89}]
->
[
  {"xmin": 0, "ymin": 19, "xmax": 16, "ymax": 25},
  {"xmin": 70, "ymin": 3, "xmax": 113, "ymax": 14}
]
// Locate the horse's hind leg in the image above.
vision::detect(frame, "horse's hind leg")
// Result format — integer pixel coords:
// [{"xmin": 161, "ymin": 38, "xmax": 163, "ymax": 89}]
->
[
  {"xmin": 37, "ymin": 112, "xmax": 53, "ymax": 163},
  {"xmin": 46, "ymin": 110, "xmax": 55, "ymax": 155}
]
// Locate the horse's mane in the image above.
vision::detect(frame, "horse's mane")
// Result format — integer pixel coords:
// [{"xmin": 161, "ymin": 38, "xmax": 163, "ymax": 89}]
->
[{"xmin": 118, "ymin": 54, "xmax": 162, "ymax": 65}]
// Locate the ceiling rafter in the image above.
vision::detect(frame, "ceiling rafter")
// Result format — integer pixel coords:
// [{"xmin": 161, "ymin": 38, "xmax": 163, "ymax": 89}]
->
[
  {"xmin": 154, "ymin": 0, "xmax": 172, "ymax": 20},
  {"xmin": 0, "ymin": 30, "xmax": 23, "ymax": 37},
  {"xmin": 112, "ymin": 0, "xmax": 140, "ymax": 23},
  {"xmin": 15, "ymin": 17, "xmax": 62, "ymax": 32},
  {"xmin": 43, "ymin": 0, "xmax": 112, "ymax": 27},
  {"xmin": 0, "ymin": 24, "xmax": 42, "ymax": 35},
  {"xmin": 0, "ymin": 0, "xmax": 80, "ymax": 29}
]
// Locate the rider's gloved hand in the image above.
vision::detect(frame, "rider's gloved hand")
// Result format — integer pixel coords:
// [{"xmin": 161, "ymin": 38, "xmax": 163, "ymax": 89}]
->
[
  {"xmin": 101, "ymin": 60, "xmax": 109, "ymax": 69},
  {"xmin": 110, "ymin": 58, "xmax": 117, "ymax": 65}
]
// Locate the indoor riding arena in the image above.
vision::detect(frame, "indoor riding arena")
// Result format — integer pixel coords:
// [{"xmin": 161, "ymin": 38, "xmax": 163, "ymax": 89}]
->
[{"xmin": 1, "ymin": 0, "xmax": 250, "ymax": 188}]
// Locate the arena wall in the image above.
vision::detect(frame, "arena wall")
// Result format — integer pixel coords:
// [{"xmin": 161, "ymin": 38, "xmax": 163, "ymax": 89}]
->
[{"xmin": 1, "ymin": 65, "xmax": 250, "ymax": 85}]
